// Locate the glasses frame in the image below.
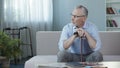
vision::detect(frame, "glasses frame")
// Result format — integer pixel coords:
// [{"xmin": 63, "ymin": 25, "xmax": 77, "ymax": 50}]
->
[{"xmin": 71, "ymin": 13, "xmax": 86, "ymax": 18}]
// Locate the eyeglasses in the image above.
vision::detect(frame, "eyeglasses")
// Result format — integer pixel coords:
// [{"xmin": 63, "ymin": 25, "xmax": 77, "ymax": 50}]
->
[{"xmin": 71, "ymin": 14, "xmax": 86, "ymax": 18}]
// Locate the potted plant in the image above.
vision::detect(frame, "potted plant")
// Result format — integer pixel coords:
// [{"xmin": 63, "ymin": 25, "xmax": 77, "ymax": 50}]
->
[{"xmin": 0, "ymin": 31, "xmax": 22, "ymax": 68}]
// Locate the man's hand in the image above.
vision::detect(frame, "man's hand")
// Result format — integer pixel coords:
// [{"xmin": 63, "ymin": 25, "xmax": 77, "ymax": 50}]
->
[
  {"xmin": 76, "ymin": 28, "xmax": 97, "ymax": 49},
  {"xmin": 76, "ymin": 28, "xmax": 85, "ymax": 38}
]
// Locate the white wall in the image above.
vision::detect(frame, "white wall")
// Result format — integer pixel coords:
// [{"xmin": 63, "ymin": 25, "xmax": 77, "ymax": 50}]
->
[{"xmin": 53, "ymin": 0, "xmax": 106, "ymax": 31}]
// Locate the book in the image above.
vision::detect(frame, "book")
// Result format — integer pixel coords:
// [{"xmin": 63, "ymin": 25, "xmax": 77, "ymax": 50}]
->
[
  {"xmin": 109, "ymin": 20, "xmax": 113, "ymax": 27},
  {"xmin": 106, "ymin": 20, "xmax": 110, "ymax": 27},
  {"xmin": 39, "ymin": 66, "xmax": 68, "ymax": 68},
  {"xmin": 65, "ymin": 62, "xmax": 99, "ymax": 67},
  {"xmin": 112, "ymin": 7, "xmax": 118, "ymax": 14},
  {"xmin": 38, "ymin": 63, "xmax": 67, "ymax": 68},
  {"xmin": 112, "ymin": 20, "xmax": 118, "ymax": 27},
  {"xmin": 65, "ymin": 62, "xmax": 85, "ymax": 67},
  {"xmin": 107, "ymin": 7, "xmax": 115, "ymax": 14}
]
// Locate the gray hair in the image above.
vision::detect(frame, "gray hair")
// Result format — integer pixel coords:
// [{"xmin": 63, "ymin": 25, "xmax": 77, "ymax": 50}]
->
[{"xmin": 75, "ymin": 5, "xmax": 88, "ymax": 17}]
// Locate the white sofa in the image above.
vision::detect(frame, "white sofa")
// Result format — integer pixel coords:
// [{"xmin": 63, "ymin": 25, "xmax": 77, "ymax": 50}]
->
[{"xmin": 25, "ymin": 31, "xmax": 120, "ymax": 68}]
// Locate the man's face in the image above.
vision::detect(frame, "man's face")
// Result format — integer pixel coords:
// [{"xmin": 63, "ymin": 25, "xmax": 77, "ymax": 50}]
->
[{"xmin": 71, "ymin": 8, "xmax": 87, "ymax": 28}]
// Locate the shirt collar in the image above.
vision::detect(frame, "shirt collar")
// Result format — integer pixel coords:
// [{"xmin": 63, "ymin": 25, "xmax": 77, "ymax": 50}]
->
[{"xmin": 83, "ymin": 21, "xmax": 88, "ymax": 29}]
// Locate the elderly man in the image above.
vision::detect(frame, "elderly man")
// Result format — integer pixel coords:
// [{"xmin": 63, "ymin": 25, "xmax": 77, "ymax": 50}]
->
[{"xmin": 57, "ymin": 5, "xmax": 103, "ymax": 62}]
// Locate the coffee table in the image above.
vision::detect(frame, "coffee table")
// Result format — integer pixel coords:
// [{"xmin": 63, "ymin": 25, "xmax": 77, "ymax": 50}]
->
[{"xmin": 37, "ymin": 61, "xmax": 120, "ymax": 68}]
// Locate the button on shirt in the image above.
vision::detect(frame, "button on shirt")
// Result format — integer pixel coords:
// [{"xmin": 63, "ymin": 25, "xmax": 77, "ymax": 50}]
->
[{"xmin": 58, "ymin": 21, "xmax": 101, "ymax": 54}]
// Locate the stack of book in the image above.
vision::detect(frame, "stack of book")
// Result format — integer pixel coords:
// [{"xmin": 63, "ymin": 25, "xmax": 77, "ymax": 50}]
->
[
  {"xmin": 106, "ymin": 7, "xmax": 118, "ymax": 14},
  {"xmin": 106, "ymin": 19, "xmax": 118, "ymax": 27}
]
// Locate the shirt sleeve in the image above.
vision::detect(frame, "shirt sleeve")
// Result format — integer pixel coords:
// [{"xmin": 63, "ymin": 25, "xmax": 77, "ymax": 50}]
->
[
  {"xmin": 58, "ymin": 26, "xmax": 69, "ymax": 51},
  {"xmin": 90, "ymin": 25, "xmax": 101, "ymax": 51}
]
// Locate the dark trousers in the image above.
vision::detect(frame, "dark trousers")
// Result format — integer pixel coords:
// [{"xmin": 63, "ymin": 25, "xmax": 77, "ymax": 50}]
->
[{"xmin": 57, "ymin": 50, "xmax": 103, "ymax": 62}]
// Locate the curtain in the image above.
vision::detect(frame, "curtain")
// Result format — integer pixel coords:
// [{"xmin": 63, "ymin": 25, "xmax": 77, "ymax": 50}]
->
[{"xmin": 1, "ymin": 0, "xmax": 53, "ymax": 57}]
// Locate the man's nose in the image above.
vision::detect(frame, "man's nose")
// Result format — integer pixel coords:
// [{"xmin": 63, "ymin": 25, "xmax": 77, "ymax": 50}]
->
[{"xmin": 72, "ymin": 17, "xmax": 74, "ymax": 21}]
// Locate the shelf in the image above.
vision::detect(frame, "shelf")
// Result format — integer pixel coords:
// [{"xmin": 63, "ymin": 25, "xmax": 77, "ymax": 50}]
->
[
  {"xmin": 106, "ymin": 27, "xmax": 120, "ymax": 31},
  {"xmin": 106, "ymin": 1, "xmax": 120, "ymax": 4},
  {"xmin": 106, "ymin": 0, "xmax": 120, "ymax": 31},
  {"xmin": 107, "ymin": 27, "xmax": 120, "ymax": 29},
  {"xmin": 106, "ymin": 14, "xmax": 120, "ymax": 17}
]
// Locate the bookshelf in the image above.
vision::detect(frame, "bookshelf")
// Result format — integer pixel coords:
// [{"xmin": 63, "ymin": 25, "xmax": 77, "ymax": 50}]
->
[{"xmin": 106, "ymin": 0, "xmax": 120, "ymax": 31}]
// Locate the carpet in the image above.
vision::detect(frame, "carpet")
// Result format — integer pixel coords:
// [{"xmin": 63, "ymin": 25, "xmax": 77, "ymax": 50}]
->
[{"xmin": 0, "ymin": 64, "xmax": 24, "ymax": 68}]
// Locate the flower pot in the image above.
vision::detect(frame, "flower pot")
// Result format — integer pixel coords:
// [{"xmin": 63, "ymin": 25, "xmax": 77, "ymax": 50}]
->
[{"xmin": 0, "ymin": 56, "xmax": 10, "ymax": 68}]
